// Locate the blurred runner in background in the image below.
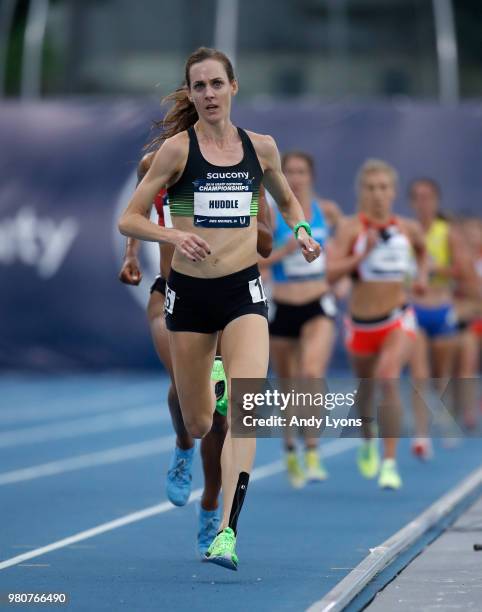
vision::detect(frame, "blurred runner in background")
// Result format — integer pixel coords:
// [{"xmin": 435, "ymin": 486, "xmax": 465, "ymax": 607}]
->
[
  {"xmin": 327, "ymin": 159, "xmax": 428, "ymax": 490},
  {"xmin": 260, "ymin": 151, "xmax": 336, "ymax": 488}
]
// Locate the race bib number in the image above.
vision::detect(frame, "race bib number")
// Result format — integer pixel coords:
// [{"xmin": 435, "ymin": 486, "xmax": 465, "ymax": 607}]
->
[
  {"xmin": 360, "ymin": 233, "xmax": 411, "ymax": 278},
  {"xmin": 367, "ymin": 247, "xmax": 409, "ymax": 274},
  {"xmin": 249, "ymin": 276, "xmax": 267, "ymax": 304},
  {"xmin": 282, "ymin": 250, "xmax": 325, "ymax": 278},
  {"xmin": 193, "ymin": 177, "xmax": 253, "ymax": 228},
  {"xmin": 401, "ymin": 308, "xmax": 417, "ymax": 333},
  {"xmin": 320, "ymin": 293, "xmax": 337, "ymax": 317},
  {"xmin": 164, "ymin": 285, "xmax": 176, "ymax": 314}
]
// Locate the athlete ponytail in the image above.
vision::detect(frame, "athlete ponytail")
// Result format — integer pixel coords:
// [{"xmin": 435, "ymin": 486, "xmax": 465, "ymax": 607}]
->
[{"xmin": 146, "ymin": 47, "xmax": 235, "ymax": 150}]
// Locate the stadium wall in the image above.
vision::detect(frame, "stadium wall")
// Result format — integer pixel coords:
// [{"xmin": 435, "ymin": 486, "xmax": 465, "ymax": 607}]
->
[{"xmin": 0, "ymin": 100, "xmax": 480, "ymax": 369}]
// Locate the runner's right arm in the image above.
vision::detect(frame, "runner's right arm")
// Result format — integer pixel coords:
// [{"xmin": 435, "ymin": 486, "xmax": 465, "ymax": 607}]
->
[
  {"xmin": 118, "ymin": 134, "xmax": 210, "ymax": 262},
  {"xmin": 119, "ymin": 153, "xmax": 155, "ymax": 285}
]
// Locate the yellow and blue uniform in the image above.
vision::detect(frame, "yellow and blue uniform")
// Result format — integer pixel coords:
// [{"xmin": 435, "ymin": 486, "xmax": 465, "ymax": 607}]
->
[
  {"xmin": 427, "ymin": 218, "xmax": 451, "ymax": 287},
  {"xmin": 413, "ymin": 218, "xmax": 458, "ymax": 337}
]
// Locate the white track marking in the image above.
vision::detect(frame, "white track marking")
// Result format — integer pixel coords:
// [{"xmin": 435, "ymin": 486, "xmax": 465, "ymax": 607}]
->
[
  {"xmin": 0, "ymin": 439, "xmax": 358, "ymax": 571},
  {"xmin": 0, "ymin": 393, "xmax": 165, "ymax": 425},
  {"xmin": 0, "ymin": 379, "xmax": 162, "ymax": 423},
  {"xmin": 0, "ymin": 436, "xmax": 175, "ymax": 485},
  {"xmin": 0, "ymin": 406, "xmax": 171, "ymax": 448}
]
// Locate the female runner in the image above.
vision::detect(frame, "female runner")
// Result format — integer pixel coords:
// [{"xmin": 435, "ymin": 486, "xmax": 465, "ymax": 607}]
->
[
  {"xmin": 119, "ymin": 151, "xmax": 272, "ymax": 555},
  {"xmin": 260, "ymin": 151, "xmax": 336, "ymax": 487},
  {"xmin": 327, "ymin": 159, "xmax": 427, "ymax": 490},
  {"xmin": 118, "ymin": 47, "xmax": 320, "ymax": 569}
]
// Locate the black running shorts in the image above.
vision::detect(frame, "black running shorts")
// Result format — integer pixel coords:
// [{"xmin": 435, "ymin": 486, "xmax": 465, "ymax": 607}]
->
[
  {"xmin": 150, "ymin": 275, "xmax": 166, "ymax": 296},
  {"xmin": 165, "ymin": 264, "xmax": 269, "ymax": 333},
  {"xmin": 269, "ymin": 293, "xmax": 337, "ymax": 338}
]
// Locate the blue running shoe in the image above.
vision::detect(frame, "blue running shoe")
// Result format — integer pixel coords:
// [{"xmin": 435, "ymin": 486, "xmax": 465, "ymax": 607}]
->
[
  {"xmin": 166, "ymin": 446, "xmax": 194, "ymax": 506},
  {"xmin": 197, "ymin": 506, "xmax": 220, "ymax": 558}
]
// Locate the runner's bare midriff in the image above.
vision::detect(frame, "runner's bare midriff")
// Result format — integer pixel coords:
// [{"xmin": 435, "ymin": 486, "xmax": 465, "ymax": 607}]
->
[
  {"xmin": 171, "ymin": 216, "xmax": 258, "ymax": 278},
  {"xmin": 350, "ymin": 282, "xmax": 406, "ymax": 319},
  {"xmin": 160, "ymin": 244, "xmax": 175, "ymax": 279},
  {"xmin": 411, "ymin": 285, "xmax": 452, "ymax": 308},
  {"xmin": 272, "ymin": 279, "xmax": 329, "ymax": 305}
]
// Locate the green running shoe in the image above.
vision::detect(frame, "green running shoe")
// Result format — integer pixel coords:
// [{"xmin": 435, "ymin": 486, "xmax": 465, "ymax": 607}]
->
[
  {"xmin": 304, "ymin": 449, "xmax": 328, "ymax": 482},
  {"xmin": 211, "ymin": 358, "xmax": 228, "ymax": 416},
  {"xmin": 285, "ymin": 451, "xmax": 306, "ymax": 489},
  {"xmin": 378, "ymin": 458, "xmax": 402, "ymax": 490},
  {"xmin": 205, "ymin": 527, "xmax": 238, "ymax": 570},
  {"xmin": 357, "ymin": 439, "xmax": 380, "ymax": 479}
]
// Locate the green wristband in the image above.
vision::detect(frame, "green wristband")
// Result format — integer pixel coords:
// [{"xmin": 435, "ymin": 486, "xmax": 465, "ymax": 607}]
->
[{"xmin": 293, "ymin": 221, "xmax": 312, "ymax": 239}]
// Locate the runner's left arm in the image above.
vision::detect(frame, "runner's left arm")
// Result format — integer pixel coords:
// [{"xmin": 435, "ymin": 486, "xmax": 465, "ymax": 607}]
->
[
  {"xmin": 256, "ymin": 184, "xmax": 273, "ymax": 258},
  {"xmin": 402, "ymin": 218, "xmax": 429, "ymax": 294},
  {"xmin": 256, "ymin": 134, "xmax": 320, "ymax": 262}
]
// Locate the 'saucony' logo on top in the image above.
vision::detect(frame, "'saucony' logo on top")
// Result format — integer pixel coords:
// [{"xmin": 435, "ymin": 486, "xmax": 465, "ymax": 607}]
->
[{"xmin": 205, "ymin": 172, "xmax": 249, "ymax": 179}]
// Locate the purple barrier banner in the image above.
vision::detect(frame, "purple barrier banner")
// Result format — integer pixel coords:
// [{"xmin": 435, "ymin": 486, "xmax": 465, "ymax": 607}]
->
[{"xmin": 0, "ymin": 100, "xmax": 481, "ymax": 369}]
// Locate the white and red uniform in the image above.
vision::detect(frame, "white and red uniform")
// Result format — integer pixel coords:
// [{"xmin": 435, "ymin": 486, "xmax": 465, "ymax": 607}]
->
[
  {"xmin": 345, "ymin": 214, "xmax": 417, "ymax": 355},
  {"xmin": 154, "ymin": 188, "xmax": 172, "ymax": 228}
]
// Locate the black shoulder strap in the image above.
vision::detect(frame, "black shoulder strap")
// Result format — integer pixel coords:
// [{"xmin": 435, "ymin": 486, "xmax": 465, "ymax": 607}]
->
[
  {"xmin": 187, "ymin": 126, "xmax": 201, "ymax": 158},
  {"xmin": 237, "ymin": 127, "xmax": 256, "ymax": 156},
  {"xmin": 237, "ymin": 127, "xmax": 263, "ymax": 174}
]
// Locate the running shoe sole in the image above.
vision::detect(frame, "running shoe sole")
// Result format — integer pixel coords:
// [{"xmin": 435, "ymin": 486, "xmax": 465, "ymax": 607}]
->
[{"xmin": 205, "ymin": 555, "xmax": 238, "ymax": 571}]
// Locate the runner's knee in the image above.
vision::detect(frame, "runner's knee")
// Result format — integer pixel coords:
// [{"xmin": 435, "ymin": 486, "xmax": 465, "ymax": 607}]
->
[
  {"xmin": 300, "ymin": 361, "xmax": 321, "ymax": 378},
  {"xmin": 185, "ymin": 416, "xmax": 212, "ymax": 439},
  {"xmin": 375, "ymin": 360, "xmax": 402, "ymax": 380}
]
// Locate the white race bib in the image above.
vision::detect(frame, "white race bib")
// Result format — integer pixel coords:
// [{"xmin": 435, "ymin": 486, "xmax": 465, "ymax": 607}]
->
[
  {"xmin": 358, "ymin": 233, "xmax": 411, "ymax": 281},
  {"xmin": 401, "ymin": 308, "xmax": 417, "ymax": 333},
  {"xmin": 194, "ymin": 191, "xmax": 252, "ymax": 227},
  {"xmin": 320, "ymin": 293, "xmax": 337, "ymax": 317},
  {"xmin": 193, "ymin": 178, "xmax": 253, "ymax": 228},
  {"xmin": 249, "ymin": 276, "xmax": 267, "ymax": 304},
  {"xmin": 282, "ymin": 250, "xmax": 325, "ymax": 278},
  {"xmin": 164, "ymin": 285, "xmax": 176, "ymax": 314}
]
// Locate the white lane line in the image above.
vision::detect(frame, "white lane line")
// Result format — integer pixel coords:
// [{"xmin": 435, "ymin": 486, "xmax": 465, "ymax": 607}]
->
[
  {"xmin": 0, "ymin": 380, "xmax": 162, "ymax": 423},
  {"xmin": 0, "ymin": 438, "xmax": 358, "ymax": 571},
  {"xmin": 0, "ymin": 436, "xmax": 175, "ymax": 485},
  {"xmin": 0, "ymin": 406, "xmax": 171, "ymax": 448},
  {"xmin": 0, "ymin": 392, "xmax": 164, "ymax": 425}
]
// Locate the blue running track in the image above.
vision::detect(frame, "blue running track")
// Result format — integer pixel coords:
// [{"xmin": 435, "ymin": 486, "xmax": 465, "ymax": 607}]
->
[{"xmin": 0, "ymin": 374, "xmax": 481, "ymax": 611}]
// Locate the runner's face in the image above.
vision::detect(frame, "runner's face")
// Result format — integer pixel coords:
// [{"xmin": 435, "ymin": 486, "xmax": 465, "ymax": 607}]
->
[
  {"xmin": 283, "ymin": 157, "xmax": 313, "ymax": 199},
  {"xmin": 410, "ymin": 183, "xmax": 438, "ymax": 220},
  {"xmin": 188, "ymin": 60, "xmax": 237, "ymax": 123},
  {"xmin": 360, "ymin": 171, "xmax": 395, "ymax": 218}
]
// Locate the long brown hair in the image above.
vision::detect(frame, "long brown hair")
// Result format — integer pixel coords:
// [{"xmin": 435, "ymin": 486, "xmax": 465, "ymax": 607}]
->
[{"xmin": 146, "ymin": 47, "xmax": 236, "ymax": 150}]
